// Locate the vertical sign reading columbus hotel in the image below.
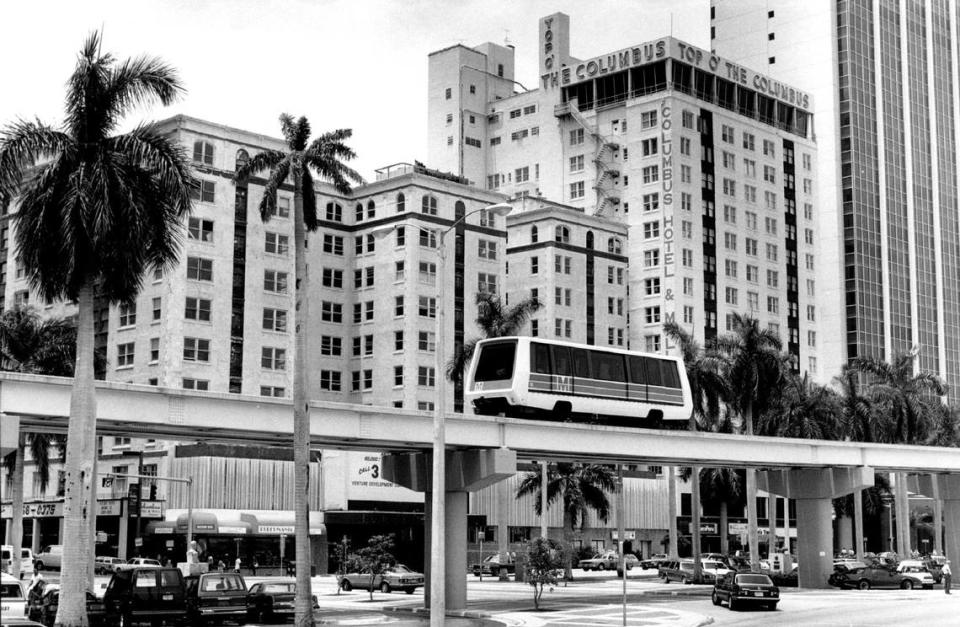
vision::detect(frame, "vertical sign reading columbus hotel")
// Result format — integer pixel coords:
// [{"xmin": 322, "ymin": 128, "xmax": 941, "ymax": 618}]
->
[{"xmin": 660, "ymin": 103, "xmax": 676, "ymax": 327}]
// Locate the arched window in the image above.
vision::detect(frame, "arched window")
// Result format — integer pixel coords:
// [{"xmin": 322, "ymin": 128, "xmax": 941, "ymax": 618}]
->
[
  {"xmin": 555, "ymin": 226, "xmax": 570, "ymax": 244},
  {"xmin": 355, "ymin": 203, "xmax": 364, "ymax": 222},
  {"xmin": 367, "ymin": 200, "xmax": 376, "ymax": 219},
  {"xmin": 234, "ymin": 149, "xmax": 249, "ymax": 170},
  {"xmin": 608, "ymin": 238, "xmax": 623, "ymax": 255},
  {"xmin": 396, "ymin": 192, "xmax": 406, "ymax": 213},
  {"xmin": 193, "ymin": 141, "xmax": 214, "ymax": 165},
  {"xmin": 586, "ymin": 231, "xmax": 594, "ymax": 249},
  {"xmin": 325, "ymin": 202, "xmax": 342, "ymax": 222},
  {"xmin": 454, "ymin": 201, "xmax": 466, "ymax": 221},
  {"xmin": 421, "ymin": 195, "xmax": 438, "ymax": 216},
  {"xmin": 531, "ymin": 226, "xmax": 538, "ymax": 243}
]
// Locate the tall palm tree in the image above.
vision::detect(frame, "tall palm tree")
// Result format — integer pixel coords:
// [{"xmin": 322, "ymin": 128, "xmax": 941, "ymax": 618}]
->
[
  {"xmin": 237, "ymin": 115, "xmax": 362, "ymax": 627},
  {"xmin": 926, "ymin": 404, "xmax": 960, "ymax": 448},
  {"xmin": 713, "ymin": 314, "xmax": 785, "ymax": 571},
  {"xmin": 0, "ymin": 32, "xmax": 192, "ymax": 626},
  {"xmin": 446, "ymin": 291, "xmax": 542, "ymax": 385},
  {"xmin": 516, "ymin": 463, "xmax": 617, "ymax": 580},
  {"xmin": 849, "ymin": 350, "xmax": 946, "ymax": 557},
  {"xmin": 664, "ymin": 320, "xmax": 727, "ymax": 576},
  {"xmin": 757, "ymin": 372, "xmax": 841, "ymax": 441}
]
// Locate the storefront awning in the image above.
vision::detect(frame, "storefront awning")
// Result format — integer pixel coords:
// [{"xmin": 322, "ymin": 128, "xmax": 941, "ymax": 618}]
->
[
  {"xmin": 240, "ymin": 512, "xmax": 325, "ymax": 536},
  {"xmin": 145, "ymin": 510, "xmax": 323, "ymax": 536}
]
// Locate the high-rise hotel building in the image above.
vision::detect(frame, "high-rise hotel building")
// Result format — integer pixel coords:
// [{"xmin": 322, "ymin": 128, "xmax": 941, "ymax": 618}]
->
[
  {"xmin": 429, "ymin": 13, "xmax": 820, "ymax": 372},
  {"xmin": 711, "ymin": 0, "xmax": 960, "ymax": 395}
]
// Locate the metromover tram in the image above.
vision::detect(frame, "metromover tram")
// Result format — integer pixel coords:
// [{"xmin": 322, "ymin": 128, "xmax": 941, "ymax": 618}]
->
[{"xmin": 464, "ymin": 337, "xmax": 693, "ymax": 428}]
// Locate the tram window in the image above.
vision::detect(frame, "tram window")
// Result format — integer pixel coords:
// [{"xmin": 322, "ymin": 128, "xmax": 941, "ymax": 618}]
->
[
  {"xmin": 661, "ymin": 361, "xmax": 682, "ymax": 388},
  {"xmin": 642, "ymin": 356, "xmax": 663, "ymax": 386},
  {"xmin": 591, "ymin": 351, "xmax": 625, "ymax": 381},
  {"xmin": 474, "ymin": 341, "xmax": 517, "ymax": 381},
  {"xmin": 571, "ymin": 348, "xmax": 591, "ymax": 377},
  {"xmin": 532, "ymin": 342, "xmax": 552, "ymax": 374},
  {"xmin": 552, "ymin": 346, "xmax": 573, "ymax": 376},
  {"xmin": 628, "ymin": 356, "xmax": 647, "ymax": 383}
]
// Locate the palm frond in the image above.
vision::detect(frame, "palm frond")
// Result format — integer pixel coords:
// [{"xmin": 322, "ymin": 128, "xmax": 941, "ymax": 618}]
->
[
  {"xmin": 106, "ymin": 55, "xmax": 184, "ymax": 123},
  {"xmin": 0, "ymin": 120, "xmax": 75, "ymax": 195}
]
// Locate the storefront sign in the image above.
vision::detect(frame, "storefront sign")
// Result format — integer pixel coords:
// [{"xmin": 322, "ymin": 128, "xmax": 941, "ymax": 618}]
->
[
  {"xmin": 139, "ymin": 501, "xmax": 163, "ymax": 519},
  {"xmin": 258, "ymin": 525, "xmax": 295, "ymax": 535},
  {"xmin": 611, "ymin": 530, "xmax": 636, "ymax": 540},
  {"xmin": 97, "ymin": 500, "xmax": 123, "ymax": 516},
  {"xmin": 0, "ymin": 501, "xmax": 64, "ymax": 518},
  {"xmin": 346, "ymin": 452, "xmax": 420, "ymax": 502},
  {"xmin": 194, "ymin": 523, "xmax": 216, "ymax": 532},
  {"xmin": 699, "ymin": 523, "xmax": 718, "ymax": 534},
  {"xmin": 219, "ymin": 526, "xmax": 247, "ymax": 535}
]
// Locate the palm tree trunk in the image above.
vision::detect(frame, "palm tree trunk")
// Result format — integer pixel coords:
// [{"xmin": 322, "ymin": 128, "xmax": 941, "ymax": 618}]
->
[
  {"xmin": 719, "ymin": 500, "xmax": 729, "ymax": 555},
  {"xmin": 691, "ymin": 467, "xmax": 702, "ymax": 581},
  {"xmin": 766, "ymin": 495, "xmax": 774, "ymax": 559},
  {"xmin": 932, "ymin": 477, "xmax": 943, "ymax": 554},
  {"xmin": 55, "ymin": 279, "xmax": 97, "ymax": 627},
  {"xmin": 10, "ymin": 432, "xmax": 25, "ymax": 578},
  {"xmin": 745, "ymin": 403, "xmax": 759, "ymax": 571},
  {"xmin": 291, "ymin": 165, "xmax": 314, "ymax": 627},
  {"xmin": 562, "ymin": 510, "xmax": 575, "ymax": 581},
  {"xmin": 498, "ymin": 479, "xmax": 509, "ymax": 580},
  {"xmin": 895, "ymin": 472, "xmax": 911, "ymax": 556},
  {"xmin": 667, "ymin": 466, "xmax": 678, "ymax": 559}
]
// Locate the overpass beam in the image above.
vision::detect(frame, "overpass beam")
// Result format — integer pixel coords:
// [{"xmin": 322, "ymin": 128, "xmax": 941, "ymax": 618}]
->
[
  {"xmin": 758, "ymin": 467, "xmax": 873, "ymax": 589},
  {"xmin": 917, "ymin": 474, "xmax": 960, "ymax": 562},
  {"xmin": 383, "ymin": 448, "xmax": 516, "ymax": 612}
]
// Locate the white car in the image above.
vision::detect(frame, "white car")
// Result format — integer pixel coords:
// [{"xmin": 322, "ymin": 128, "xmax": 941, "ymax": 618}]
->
[
  {"xmin": 1, "ymin": 546, "xmax": 34, "ymax": 579},
  {"xmin": 701, "ymin": 560, "xmax": 733, "ymax": 580},
  {"xmin": 896, "ymin": 562, "xmax": 936, "ymax": 589},
  {"xmin": 34, "ymin": 545, "xmax": 63, "ymax": 571},
  {"xmin": 1, "ymin": 572, "xmax": 27, "ymax": 620}
]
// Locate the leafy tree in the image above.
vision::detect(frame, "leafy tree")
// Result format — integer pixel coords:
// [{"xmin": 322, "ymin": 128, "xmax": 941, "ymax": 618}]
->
[
  {"xmin": 523, "ymin": 537, "xmax": 565, "ymax": 610},
  {"xmin": 446, "ymin": 291, "xmax": 542, "ymax": 385},
  {"xmin": 237, "ymin": 115, "xmax": 362, "ymax": 626},
  {"xmin": 516, "ymin": 463, "xmax": 616, "ymax": 580},
  {"xmin": 345, "ymin": 534, "xmax": 396, "ymax": 601},
  {"xmin": 0, "ymin": 32, "xmax": 192, "ymax": 626},
  {"xmin": 713, "ymin": 314, "xmax": 786, "ymax": 570}
]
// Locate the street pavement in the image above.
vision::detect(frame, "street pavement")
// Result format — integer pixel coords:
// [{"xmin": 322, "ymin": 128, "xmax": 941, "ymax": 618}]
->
[{"xmin": 31, "ymin": 567, "xmax": 960, "ymax": 626}]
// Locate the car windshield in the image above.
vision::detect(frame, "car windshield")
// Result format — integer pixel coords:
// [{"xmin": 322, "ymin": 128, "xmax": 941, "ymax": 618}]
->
[
  {"xmin": 201, "ymin": 575, "xmax": 242, "ymax": 592},
  {"xmin": 391, "ymin": 565, "xmax": 412, "ymax": 573},
  {"xmin": 737, "ymin": 574, "xmax": 773, "ymax": 585},
  {"xmin": 262, "ymin": 583, "xmax": 295, "ymax": 593},
  {"xmin": 2, "ymin": 583, "xmax": 24, "ymax": 598},
  {"xmin": 703, "ymin": 561, "xmax": 724, "ymax": 569}
]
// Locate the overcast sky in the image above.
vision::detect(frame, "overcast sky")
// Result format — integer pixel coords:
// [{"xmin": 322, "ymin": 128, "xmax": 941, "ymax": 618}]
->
[{"xmin": 1, "ymin": 0, "xmax": 709, "ymax": 179}]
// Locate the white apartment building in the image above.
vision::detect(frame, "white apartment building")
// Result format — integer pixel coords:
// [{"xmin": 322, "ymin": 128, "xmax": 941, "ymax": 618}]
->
[{"xmin": 711, "ymin": 0, "xmax": 960, "ymax": 395}]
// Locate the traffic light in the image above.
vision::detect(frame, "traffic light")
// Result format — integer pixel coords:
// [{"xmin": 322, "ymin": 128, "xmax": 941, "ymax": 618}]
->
[{"xmin": 149, "ymin": 483, "xmax": 158, "ymax": 500}]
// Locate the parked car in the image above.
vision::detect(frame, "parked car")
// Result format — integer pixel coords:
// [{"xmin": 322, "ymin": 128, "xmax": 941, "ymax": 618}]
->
[
  {"xmin": 471, "ymin": 553, "xmax": 516, "ymax": 577},
  {"xmin": 899, "ymin": 559, "xmax": 942, "ymax": 584},
  {"xmin": 103, "ymin": 567, "xmax": 187, "ymax": 626},
  {"xmin": 578, "ymin": 551, "xmax": 622, "ymax": 571},
  {"xmin": 658, "ymin": 559, "xmax": 715, "ymax": 584},
  {"xmin": 33, "ymin": 546, "xmax": 63, "ymax": 572},
  {"xmin": 712, "ymin": 571, "xmax": 780, "ymax": 611},
  {"xmin": 339, "ymin": 564, "xmax": 424, "ymax": 594},
  {"xmin": 246, "ymin": 580, "xmax": 318, "ymax": 623},
  {"xmin": 2, "ymin": 546, "xmax": 35, "ymax": 579},
  {"xmin": 701, "ymin": 560, "xmax": 733, "ymax": 580},
  {"xmin": 123, "ymin": 558, "xmax": 161, "ymax": 568},
  {"xmin": 2, "ymin": 572, "xmax": 27, "ymax": 621},
  {"xmin": 828, "ymin": 563, "xmax": 934, "ymax": 590},
  {"xmin": 30, "ymin": 584, "xmax": 105, "ymax": 627},
  {"xmin": 639, "ymin": 553, "xmax": 669, "ymax": 570},
  {"xmin": 617, "ymin": 554, "xmax": 641, "ymax": 573},
  {"xmin": 185, "ymin": 572, "xmax": 248, "ymax": 624},
  {"xmin": 94, "ymin": 557, "xmax": 126, "ymax": 575}
]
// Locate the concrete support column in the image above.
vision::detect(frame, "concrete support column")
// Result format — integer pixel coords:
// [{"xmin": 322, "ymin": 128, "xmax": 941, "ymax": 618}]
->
[
  {"xmin": 837, "ymin": 515, "xmax": 853, "ymax": 553},
  {"xmin": 31, "ymin": 519, "xmax": 41, "ymax": 554},
  {"xmin": 445, "ymin": 491, "xmax": 468, "ymax": 610},
  {"xmin": 118, "ymin": 509, "xmax": 129, "ymax": 560},
  {"xmin": 918, "ymin": 474, "xmax": 960, "ymax": 561},
  {"xmin": 795, "ymin": 498, "xmax": 833, "ymax": 589}
]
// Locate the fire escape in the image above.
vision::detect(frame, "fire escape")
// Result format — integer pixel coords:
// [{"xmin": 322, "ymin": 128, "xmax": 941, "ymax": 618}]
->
[{"xmin": 556, "ymin": 98, "xmax": 621, "ymax": 216}]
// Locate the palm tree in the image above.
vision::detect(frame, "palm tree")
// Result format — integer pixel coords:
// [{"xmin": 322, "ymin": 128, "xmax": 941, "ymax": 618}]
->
[
  {"xmin": 237, "ymin": 114, "xmax": 362, "ymax": 627},
  {"xmin": 849, "ymin": 350, "xmax": 946, "ymax": 557},
  {"xmin": 926, "ymin": 404, "xmax": 960, "ymax": 448},
  {"xmin": 446, "ymin": 291, "xmax": 542, "ymax": 385},
  {"xmin": 0, "ymin": 32, "xmax": 193, "ymax": 626},
  {"xmin": 516, "ymin": 463, "xmax": 617, "ymax": 580},
  {"xmin": 713, "ymin": 314, "xmax": 785, "ymax": 571},
  {"xmin": 757, "ymin": 372, "xmax": 841, "ymax": 441},
  {"xmin": 664, "ymin": 320, "xmax": 727, "ymax": 576}
]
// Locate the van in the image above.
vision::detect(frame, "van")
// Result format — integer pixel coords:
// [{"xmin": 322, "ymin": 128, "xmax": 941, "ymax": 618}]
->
[
  {"xmin": 34, "ymin": 545, "xmax": 63, "ymax": 571},
  {"xmin": 104, "ymin": 567, "xmax": 186, "ymax": 626},
  {"xmin": 0, "ymin": 546, "xmax": 34, "ymax": 579}
]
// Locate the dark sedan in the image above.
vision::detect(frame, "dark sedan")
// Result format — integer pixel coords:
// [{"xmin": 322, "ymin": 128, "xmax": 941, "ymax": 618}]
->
[
  {"xmin": 29, "ymin": 584, "xmax": 105, "ymax": 627},
  {"xmin": 712, "ymin": 572, "xmax": 780, "ymax": 611},
  {"xmin": 639, "ymin": 553, "xmax": 669, "ymax": 570},
  {"xmin": 247, "ymin": 580, "xmax": 318, "ymax": 623}
]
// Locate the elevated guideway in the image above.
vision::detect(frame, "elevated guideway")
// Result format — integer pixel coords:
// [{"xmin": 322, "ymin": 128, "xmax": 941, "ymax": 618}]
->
[{"xmin": 2, "ymin": 372, "xmax": 958, "ymax": 472}]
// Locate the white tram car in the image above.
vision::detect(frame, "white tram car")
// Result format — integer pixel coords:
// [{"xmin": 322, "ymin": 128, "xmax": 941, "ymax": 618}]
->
[{"xmin": 464, "ymin": 337, "xmax": 693, "ymax": 427}]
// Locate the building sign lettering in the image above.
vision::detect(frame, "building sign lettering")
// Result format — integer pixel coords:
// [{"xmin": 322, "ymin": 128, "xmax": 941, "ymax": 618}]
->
[
  {"xmin": 542, "ymin": 17, "xmax": 554, "ymax": 70},
  {"xmin": 542, "ymin": 37, "xmax": 810, "ymax": 112}
]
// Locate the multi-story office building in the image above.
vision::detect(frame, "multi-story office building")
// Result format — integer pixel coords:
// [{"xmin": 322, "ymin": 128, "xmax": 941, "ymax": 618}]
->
[
  {"xmin": 429, "ymin": 12, "xmax": 820, "ymax": 374},
  {"xmin": 711, "ymin": 0, "xmax": 960, "ymax": 394}
]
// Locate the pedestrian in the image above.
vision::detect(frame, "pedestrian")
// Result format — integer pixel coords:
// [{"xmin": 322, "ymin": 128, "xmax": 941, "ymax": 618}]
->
[
  {"xmin": 943, "ymin": 560, "xmax": 952, "ymax": 594},
  {"xmin": 217, "ymin": 559, "xmax": 225, "ymax": 573},
  {"xmin": 235, "ymin": 557, "xmax": 241, "ymax": 574},
  {"xmin": 252, "ymin": 559, "xmax": 258, "ymax": 576}
]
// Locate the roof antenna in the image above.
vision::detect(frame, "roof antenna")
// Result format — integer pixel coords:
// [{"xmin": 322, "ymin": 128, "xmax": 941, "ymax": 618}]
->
[
  {"xmin": 504, "ymin": 29, "xmax": 513, "ymax": 48},
  {"xmin": 670, "ymin": 13, "xmax": 674, "ymax": 37}
]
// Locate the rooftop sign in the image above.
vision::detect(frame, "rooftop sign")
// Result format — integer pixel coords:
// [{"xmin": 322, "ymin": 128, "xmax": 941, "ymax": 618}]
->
[{"xmin": 540, "ymin": 37, "xmax": 811, "ymax": 112}]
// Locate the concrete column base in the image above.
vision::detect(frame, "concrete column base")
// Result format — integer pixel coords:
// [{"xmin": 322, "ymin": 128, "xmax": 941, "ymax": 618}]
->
[
  {"xmin": 918, "ymin": 474, "xmax": 960, "ymax": 561},
  {"xmin": 795, "ymin": 498, "xmax": 833, "ymax": 589}
]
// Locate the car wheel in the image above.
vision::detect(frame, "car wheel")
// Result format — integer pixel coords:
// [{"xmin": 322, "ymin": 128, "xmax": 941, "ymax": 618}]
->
[
  {"xmin": 681, "ymin": 576, "xmax": 690, "ymax": 585},
  {"xmin": 660, "ymin": 573, "xmax": 668, "ymax": 582},
  {"xmin": 340, "ymin": 579, "xmax": 353, "ymax": 592},
  {"xmin": 728, "ymin": 597, "xmax": 737, "ymax": 611},
  {"xmin": 490, "ymin": 567, "xmax": 499, "ymax": 577},
  {"xmin": 858, "ymin": 579, "xmax": 871, "ymax": 590},
  {"xmin": 901, "ymin": 580, "xmax": 914, "ymax": 590},
  {"xmin": 405, "ymin": 588, "xmax": 415, "ymax": 595},
  {"xmin": 711, "ymin": 592, "xmax": 721, "ymax": 606},
  {"xmin": 118, "ymin": 613, "xmax": 131, "ymax": 627},
  {"xmin": 768, "ymin": 602, "xmax": 778, "ymax": 611},
  {"xmin": 596, "ymin": 564, "xmax": 605, "ymax": 571},
  {"xmin": 380, "ymin": 581, "xmax": 392, "ymax": 593}
]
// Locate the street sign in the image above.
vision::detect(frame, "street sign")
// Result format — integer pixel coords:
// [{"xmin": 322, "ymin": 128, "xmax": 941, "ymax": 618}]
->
[{"xmin": 134, "ymin": 537, "xmax": 143, "ymax": 547}]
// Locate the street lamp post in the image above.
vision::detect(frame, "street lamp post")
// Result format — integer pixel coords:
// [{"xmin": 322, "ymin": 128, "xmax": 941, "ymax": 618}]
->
[{"xmin": 430, "ymin": 202, "xmax": 511, "ymax": 626}]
